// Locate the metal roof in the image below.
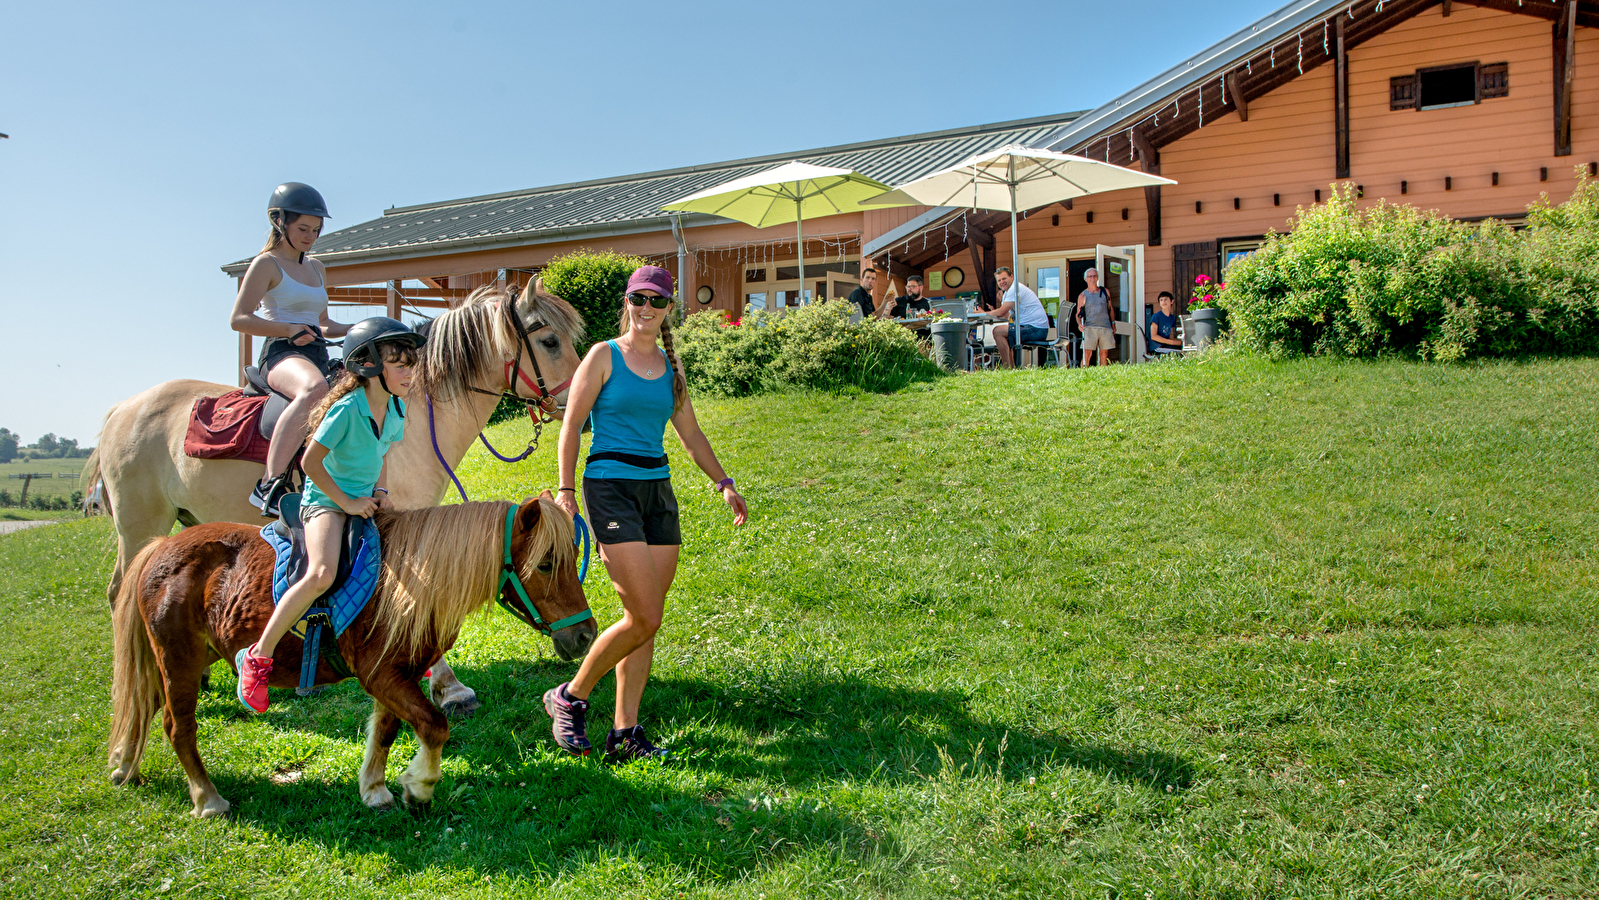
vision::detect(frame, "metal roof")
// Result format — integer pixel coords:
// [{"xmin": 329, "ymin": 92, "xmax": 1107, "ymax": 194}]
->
[{"xmin": 225, "ymin": 111, "xmax": 1085, "ymax": 274}]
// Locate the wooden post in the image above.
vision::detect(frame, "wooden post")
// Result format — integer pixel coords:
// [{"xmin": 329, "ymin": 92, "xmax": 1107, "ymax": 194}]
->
[
  {"xmin": 966, "ymin": 223, "xmax": 998, "ymax": 308},
  {"xmin": 1441, "ymin": 0, "xmax": 1451, "ymax": 16},
  {"xmin": 1335, "ymin": 16, "xmax": 1351, "ymax": 179},
  {"xmin": 1226, "ymin": 71, "xmax": 1249, "ymax": 122},
  {"xmin": 1132, "ymin": 127, "xmax": 1162, "ymax": 247},
  {"xmin": 387, "ymin": 280, "xmax": 402, "ymax": 319},
  {"xmin": 236, "ymin": 275, "xmax": 251, "ymax": 387},
  {"xmin": 1555, "ymin": 0, "xmax": 1576, "ymax": 156}
]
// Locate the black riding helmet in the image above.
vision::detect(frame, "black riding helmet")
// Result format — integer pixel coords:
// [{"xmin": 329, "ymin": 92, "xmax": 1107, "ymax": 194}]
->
[
  {"xmin": 343, "ymin": 317, "xmax": 425, "ymax": 378},
  {"xmin": 268, "ymin": 182, "xmax": 330, "ymax": 264}
]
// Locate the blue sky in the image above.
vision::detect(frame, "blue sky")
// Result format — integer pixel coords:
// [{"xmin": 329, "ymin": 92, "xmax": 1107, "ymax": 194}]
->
[{"xmin": 0, "ymin": 0, "xmax": 1285, "ymax": 443}]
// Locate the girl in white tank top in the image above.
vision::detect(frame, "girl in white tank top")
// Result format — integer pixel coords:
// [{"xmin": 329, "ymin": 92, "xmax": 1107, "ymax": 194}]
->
[
  {"xmin": 255, "ymin": 256, "xmax": 327, "ymax": 328},
  {"xmin": 229, "ymin": 182, "xmax": 352, "ymax": 514}
]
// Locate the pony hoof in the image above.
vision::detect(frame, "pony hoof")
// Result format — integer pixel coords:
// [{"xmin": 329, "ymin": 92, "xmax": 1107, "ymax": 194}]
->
[
  {"xmin": 109, "ymin": 767, "xmax": 140, "ymax": 786},
  {"xmin": 439, "ymin": 695, "xmax": 481, "ymax": 719},
  {"xmin": 192, "ymin": 797, "xmax": 230, "ymax": 818},
  {"xmin": 363, "ymin": 786, "xmax": 396, "ymax": 810}
]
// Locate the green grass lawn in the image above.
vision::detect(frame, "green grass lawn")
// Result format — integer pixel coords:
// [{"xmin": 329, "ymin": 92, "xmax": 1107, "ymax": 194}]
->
[{"xmin": 2, "ymin": 352, "xmax": 1596, "ymax": 899}]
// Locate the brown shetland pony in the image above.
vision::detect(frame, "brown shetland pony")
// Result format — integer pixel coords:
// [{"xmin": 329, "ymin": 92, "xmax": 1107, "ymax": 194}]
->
[{"xmin": 107, "ymin": 495, "xmax": 595, "ymax": 817}]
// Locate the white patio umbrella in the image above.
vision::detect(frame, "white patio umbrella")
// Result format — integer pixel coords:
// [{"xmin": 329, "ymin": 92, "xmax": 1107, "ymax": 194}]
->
[
  {"xmin": 862, "ymin": 145, "xmax": 1176, "ymax": 361},
  {"xmin": 662, "ymin": 161, "xmax": 911, "ymax": 305}
]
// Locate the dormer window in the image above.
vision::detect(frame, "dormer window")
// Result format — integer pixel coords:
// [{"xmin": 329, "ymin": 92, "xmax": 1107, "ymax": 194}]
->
[{"xmin": 1391, "ymin": 62, "xmax": 1508, "ymax": 110}]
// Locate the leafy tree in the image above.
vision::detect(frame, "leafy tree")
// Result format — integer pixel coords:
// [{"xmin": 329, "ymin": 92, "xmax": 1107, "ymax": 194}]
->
[
  {"xmin": 538, "ymin": 250, "xmax": 652, "ymax": 350},
  {"xmin": 32, "ymin": 433, "xmax": 58, "ymax": 454},
  {"xmin": 0, "ymin": 429, "xmax": 16, "ymax": 464}
]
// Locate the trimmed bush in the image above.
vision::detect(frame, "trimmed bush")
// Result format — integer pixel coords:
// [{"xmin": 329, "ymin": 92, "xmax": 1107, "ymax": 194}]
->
[
  {"xmin": 675, "ymin": 301, "xmax": 942, "ymax": 397},
  {"xmin": 538, "ymin": 249, "xmax": 651, "ymax": 350},
  {"xmin": 1220, "ymin": 177, "xmax": 1599, "ymax": 361}
]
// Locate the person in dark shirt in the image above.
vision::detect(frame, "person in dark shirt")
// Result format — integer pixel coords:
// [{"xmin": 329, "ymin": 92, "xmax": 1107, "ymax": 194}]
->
[
  {"xmin": 847, "ymin": 267, "xmax": 879, "ymax": 317},
  {"xmin": 1149, "ymin": 291, "xmax": 1182, "ymax": 356},
  {"xmin": 889, "ymin": 275, "xmax": 933, "ymax": 318}
]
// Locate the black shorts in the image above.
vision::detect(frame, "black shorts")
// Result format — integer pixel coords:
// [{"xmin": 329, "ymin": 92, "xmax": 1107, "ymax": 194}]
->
[
  {"xmin": 258, "ymin": 333, "xmax": 332, "ymax": 379},
  {"xmin": 583, "ymin": 477, "xmax": 681, "ymax": 545}
]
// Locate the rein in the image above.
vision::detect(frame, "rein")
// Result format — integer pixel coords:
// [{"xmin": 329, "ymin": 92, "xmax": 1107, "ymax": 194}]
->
[{"xmin": 496, "ymin": 504, "xmax": 594, "ymax": 634}]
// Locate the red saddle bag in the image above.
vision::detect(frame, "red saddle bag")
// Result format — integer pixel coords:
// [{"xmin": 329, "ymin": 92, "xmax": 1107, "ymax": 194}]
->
[{"xmin": 184, "ymin": 390, "xmax": 271, "ymax": 464}]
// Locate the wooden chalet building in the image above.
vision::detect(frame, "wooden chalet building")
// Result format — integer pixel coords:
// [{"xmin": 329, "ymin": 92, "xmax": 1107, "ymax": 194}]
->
[{"xmin": 225, "ymin": 0, "xmax": 1599, "ymax": 370}]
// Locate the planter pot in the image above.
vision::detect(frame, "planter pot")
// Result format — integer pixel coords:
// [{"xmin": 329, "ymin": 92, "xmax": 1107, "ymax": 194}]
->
[
  {"xmin": 1188, "ymin": 307, "xmax": 1226, "ymax": 349},
  {"xmin": 928, "ymin": 319, "xmax": 970, "ymax": 371}
]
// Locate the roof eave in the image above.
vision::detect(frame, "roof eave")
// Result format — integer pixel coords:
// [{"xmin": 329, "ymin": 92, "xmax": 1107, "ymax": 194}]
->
[
  {"xmin": 218, "ymin": 212, "xmax": 734, "ymax": 276},
  {"xmin": 1042, "ymin": 0, "xmax": 1350, "ymax": 152}
]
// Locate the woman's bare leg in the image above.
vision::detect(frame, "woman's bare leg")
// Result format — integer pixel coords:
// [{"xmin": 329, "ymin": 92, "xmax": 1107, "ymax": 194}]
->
[
  {"xmin": 264, "ymin": 356, "xmax": 328, "ymax": 478},
  {"xmin": 565, "ymin": 542, "xmax": 671, "ymax": 702},
  {"xmin": 612, "ymin": 544, "xmax": 679, "ymax": 729}
]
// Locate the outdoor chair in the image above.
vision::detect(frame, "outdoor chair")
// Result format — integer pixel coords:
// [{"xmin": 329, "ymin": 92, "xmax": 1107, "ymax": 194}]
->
[
  {"xmin": 931, "ymin": 300, "xmax": 966, "ymax": 319},
  {"xmin": 1180, "ymin": 315, "xmax": 1198, "ymax": 352},
  {"xmin": 1020, "ymin": 325, "xmax": 1059, "ymax": 367}
]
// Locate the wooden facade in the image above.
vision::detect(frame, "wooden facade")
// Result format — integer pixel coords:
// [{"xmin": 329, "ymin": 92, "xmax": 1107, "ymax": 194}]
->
[{"xmin": 886, "ymin": 3, "xmax": 1599, "ymax": 330}]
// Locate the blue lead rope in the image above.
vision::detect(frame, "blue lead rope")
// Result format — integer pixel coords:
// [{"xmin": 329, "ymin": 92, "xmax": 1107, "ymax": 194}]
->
[{"xmin": 573, "ymin": 513, "xmax": 591, "ymax": 583}]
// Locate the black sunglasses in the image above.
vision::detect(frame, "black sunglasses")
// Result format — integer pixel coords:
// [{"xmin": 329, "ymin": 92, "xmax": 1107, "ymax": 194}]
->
[{"xmin": 626, "ymin": 292, "xmax": 673, "ymax": 308}]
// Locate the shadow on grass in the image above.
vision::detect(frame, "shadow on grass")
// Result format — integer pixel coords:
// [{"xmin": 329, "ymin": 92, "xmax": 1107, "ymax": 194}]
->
[{"xmin": 178, "ymin": 656, "xmax": 1191, "ymax": 885}]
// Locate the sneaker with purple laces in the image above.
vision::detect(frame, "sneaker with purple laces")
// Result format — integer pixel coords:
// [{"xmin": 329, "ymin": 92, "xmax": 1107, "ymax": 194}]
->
[
  {"xmin": 605, "ymin": 725, "xmax": 670, "ymax": 764},
  {"xmin": 542, "ymin": 683, "xmax": 591, "ymax": 755}
]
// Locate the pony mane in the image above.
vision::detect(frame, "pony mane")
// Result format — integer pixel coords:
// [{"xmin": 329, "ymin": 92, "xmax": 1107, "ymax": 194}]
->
[
  {"xmin": 415, "ymin": 282, "xmax": 585, "ymax": 403},
  {"xmin": 371, "ymin": 497, "xmax": 575, "ymax": 660}
]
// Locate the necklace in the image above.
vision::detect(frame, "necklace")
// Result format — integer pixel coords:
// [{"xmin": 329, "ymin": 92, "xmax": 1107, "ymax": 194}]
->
[{"xmin": 624, "ymin": 339, "xmax": 657, "ymax": 377}]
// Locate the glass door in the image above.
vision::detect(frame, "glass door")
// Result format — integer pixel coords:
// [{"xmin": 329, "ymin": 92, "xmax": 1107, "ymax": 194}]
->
[{"xmin": 1095, "ymin": 244, "xmax": 1143, "ymax": 363}]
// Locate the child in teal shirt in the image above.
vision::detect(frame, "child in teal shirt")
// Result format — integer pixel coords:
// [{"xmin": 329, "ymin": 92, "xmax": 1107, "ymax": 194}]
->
[{"xmin": 236, "ymin": 317, "xmax": 424, "ymax": 712}]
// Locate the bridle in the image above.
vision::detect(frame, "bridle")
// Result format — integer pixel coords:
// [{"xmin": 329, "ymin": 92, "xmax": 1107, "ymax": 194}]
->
[
  {"xmin": 454, "ymin": 294, "xmax": 573, "ymax": 463},
  {"xmin": 426, "ymin": 290, "xmax": 575, "ymax": 502},
  {"xmin": 465, "ymin": 296, "xmax": 572, "ymax": 426},
  {"xmin": 495, "ymin": 504, "xmax": 594, "ymax": 635}
]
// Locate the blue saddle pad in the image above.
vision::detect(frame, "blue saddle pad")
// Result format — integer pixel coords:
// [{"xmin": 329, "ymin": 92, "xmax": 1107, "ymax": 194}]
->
[{"xmin": 260, "ymin": 514, "xmax": 381, "ymax": 638}]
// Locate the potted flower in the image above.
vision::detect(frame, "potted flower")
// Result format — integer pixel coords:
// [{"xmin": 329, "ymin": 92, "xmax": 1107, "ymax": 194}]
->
[{"xmin": 1187, "ymin": 274, "xmax": 1226, "ymax": 349}]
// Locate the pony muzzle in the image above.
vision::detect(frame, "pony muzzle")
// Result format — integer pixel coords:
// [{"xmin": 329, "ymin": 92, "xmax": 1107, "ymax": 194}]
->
[{"xmin": 553, "ymin": 617, "xmax": 596, "ymax": 661}]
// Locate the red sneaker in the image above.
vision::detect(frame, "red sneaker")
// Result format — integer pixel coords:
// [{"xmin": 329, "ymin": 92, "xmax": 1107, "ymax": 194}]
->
[{"xmin": 235, "ymin": 645, "xmax": 273, "ymax": 713}]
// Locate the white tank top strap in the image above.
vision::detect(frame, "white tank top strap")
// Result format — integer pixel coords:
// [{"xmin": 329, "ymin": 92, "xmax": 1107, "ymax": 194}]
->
[{"xmin": 255, "ymin": 254, "xmax": 328, "ymax": 328}]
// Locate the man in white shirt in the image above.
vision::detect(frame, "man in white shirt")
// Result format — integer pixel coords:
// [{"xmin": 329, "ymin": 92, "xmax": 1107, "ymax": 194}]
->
[{"xmin": 992, "ymin": 267, "xmax": 1051, "ymax": 368}]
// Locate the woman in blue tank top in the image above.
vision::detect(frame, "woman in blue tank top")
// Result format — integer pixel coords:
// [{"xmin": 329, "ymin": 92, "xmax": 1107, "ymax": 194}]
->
[{"xmin": 545, "ymin": 266, "xmax": 747, "ymax": 762}]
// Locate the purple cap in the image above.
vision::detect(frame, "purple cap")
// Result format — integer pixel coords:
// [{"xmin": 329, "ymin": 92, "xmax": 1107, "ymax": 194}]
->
[{"xmin": 626, "ymin": 265, "xmax": 675, "ymax": 298}]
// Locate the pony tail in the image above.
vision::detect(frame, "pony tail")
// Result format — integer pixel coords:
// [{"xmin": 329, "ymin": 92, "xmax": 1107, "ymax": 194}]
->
[
  {"xmin": 306, "ymin": 370, "xmax": 363, "ymax": 437},
  {"xmin": 658, "ymin": 318, "xmax": 687, "ymax": 415}
]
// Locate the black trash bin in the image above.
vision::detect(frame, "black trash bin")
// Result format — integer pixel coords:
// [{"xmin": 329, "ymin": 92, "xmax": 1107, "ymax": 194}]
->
[{"xmin": 929, "ymin": 319, "xmax": 970, "ymax": 371}]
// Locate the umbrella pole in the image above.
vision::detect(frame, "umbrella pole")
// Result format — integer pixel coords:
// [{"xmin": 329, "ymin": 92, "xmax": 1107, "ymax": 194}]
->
[
  {"xmin": 795, "ymin": 201, "xmax": 806, "ymax": 306},
  {"xmin": 1009, "ymin": 180, "xmax": 1020, "ymax": 368}
]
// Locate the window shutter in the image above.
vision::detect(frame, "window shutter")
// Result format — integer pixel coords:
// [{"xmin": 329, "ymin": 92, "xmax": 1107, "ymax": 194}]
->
[
  {"xmin": 1480, "ymin": 62, "xmax": 1509, "ymax": 99},
  {"xmin": 1390, "ymin": 74, "xmax": 1418, "ymax": 110},
  {"xmin": 1172, "ymin": 241, "xmax": 1218, "ymax": 315}
]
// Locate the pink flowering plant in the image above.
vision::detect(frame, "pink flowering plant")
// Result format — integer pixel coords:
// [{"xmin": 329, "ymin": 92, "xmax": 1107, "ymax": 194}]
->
[{"xmin": 1190, "ymin": 273, "xmax": 1225, "ymax": 310}]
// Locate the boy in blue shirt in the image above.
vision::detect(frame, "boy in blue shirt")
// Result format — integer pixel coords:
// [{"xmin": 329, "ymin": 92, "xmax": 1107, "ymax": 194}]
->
[{"xmin": 1149, "ymin": 291, "xmax": 1183, "ymax": 356}]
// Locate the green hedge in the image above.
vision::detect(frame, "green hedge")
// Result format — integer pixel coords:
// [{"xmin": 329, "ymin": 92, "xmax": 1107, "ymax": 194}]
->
[
  {"xmin": 1219, "ymin": 176, "xmax": 1599, "ymax": 361},
  {"xmin": 675, "ymin": 302, "xmax": 943, "ymax": 397},
  {"xmin": 538, "ymin": 249, "xmax": 651, "ymax": 350}
]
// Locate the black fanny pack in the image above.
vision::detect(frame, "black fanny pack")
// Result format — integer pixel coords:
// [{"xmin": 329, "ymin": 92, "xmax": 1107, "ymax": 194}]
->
[{"xmin": 586, "ymin": 451, "xmax": 668, "ymax": 469}]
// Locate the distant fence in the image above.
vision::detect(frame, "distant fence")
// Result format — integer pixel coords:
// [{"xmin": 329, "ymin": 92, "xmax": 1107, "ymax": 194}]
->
[{"xmin": 1, "ymin": 472, "xmax": 81, "ymax": 506}]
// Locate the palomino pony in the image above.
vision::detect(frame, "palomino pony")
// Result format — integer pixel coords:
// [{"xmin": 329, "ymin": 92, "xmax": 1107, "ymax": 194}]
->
[
  {"xmin": 108, "ymin": 495, "xmax": 594, "ymax": 817},
  {"xmin": 86, "ymin": 283, "xmax": 584, "ymax": 715}
]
